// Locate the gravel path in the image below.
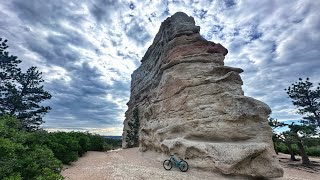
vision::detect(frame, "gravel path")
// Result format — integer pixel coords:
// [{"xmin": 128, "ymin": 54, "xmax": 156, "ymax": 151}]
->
[{"xmin": 62, "ymin": 148, "xmax": 320, "ymax": 180}]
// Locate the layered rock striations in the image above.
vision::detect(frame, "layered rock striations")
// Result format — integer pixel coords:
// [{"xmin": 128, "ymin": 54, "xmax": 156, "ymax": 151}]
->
[{"xmin": 122, "ymin": 12, "xmax": 283, "ymax": 178}]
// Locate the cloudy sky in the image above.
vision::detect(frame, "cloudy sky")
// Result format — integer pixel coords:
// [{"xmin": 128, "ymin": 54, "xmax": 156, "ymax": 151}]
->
[{"xmin": 1, "ymin": 0, "xmax": 319, "ymax": 135}]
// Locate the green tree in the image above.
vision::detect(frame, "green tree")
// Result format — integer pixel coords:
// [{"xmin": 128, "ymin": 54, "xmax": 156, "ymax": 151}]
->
[
  {"xmin": 285, "ymin": 78, "xmax": 320, "ymax": 126},
  {"xmin": 0, "ymin": 38, "xmax": 21, "ymax": 82},
  {"xmin": 285, "ymin": 78, "xmax": 320, "ymax": 165},
  {"xmin": 287, "ymin": 123, "xmax": 316, "ymax": 165},
  {"xmin": 281, "ymin": 130, "xmax": 299, "ymax": 161},
  {"xmin": 268, "ymin": 118, "xmax": 298, "ymax": 160},
  {"xmin": 268, "ymin": 118, "xmax": 285, "ymax": 155},
  {"xmin": 0, "ymin": 38, "xmax": 51, "ymax": 131}
]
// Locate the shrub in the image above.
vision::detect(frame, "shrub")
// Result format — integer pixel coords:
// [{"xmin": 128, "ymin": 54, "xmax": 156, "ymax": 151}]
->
[
  {"xmin": 275, "ymin": 142, "xmax": 299, "ymax": 155},
  {"xmin": 0, "ymin": 138, "xmax": 24, "ymax": 179},
  {"xmin": 0, "ymin": 115, "xmax": 22, "ymax": 138},
  {"xmin": 304, "ymin": 137, "xmax": 320, "ymax": 147},
  {"xmin": 3, "ymin": 173, "xmax": 22, "ymax": 180},
  {"xmin": 45, "ymin": 132, "xmax": 79, "ymax": 164},
  {"xmin": 0, "ymin": 116, "xmax": 63, "ymax": 180},
  {"xmin": 275, "ymin": 141, "xmax": 320, "ymax": 157},
  {"xmin": 291, "ymin": 144, "xmax": 299, "ymax": 155},
  {"xmin": 306, "ymin": 146, "xmax": 320, "ymax": 157},
  {"xmin": 87, "ymin": 134, "xmax": 122, "ymax": 151},
  {"xmin": 69, "ymin": 132, "xmax": 91, "ymax": 156},
  {"xmin": 18, "ymin": 145, "xmax": 62, "ymax": 180},
  {"xmin": 104, "ymin": 138, "xmax": 122, "ymax": 150},
  {"xmin": 35, "ymin": 168, "xmax": 63, "ymax": 180},
  {"xmin": 88, "ymin": 134, "xmax": 105, "ymax": 151},
  {"xmin": 276, "ymin": 142, "xmax": 288, "ymax": 154},
  {"xmin": 1, "ymin": 115, "xmax": 123, "ymax": 178}
]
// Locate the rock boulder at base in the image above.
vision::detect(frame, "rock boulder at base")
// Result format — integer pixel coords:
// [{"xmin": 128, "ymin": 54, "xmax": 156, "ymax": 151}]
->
[{"xmin": 122, "ymin": 12, "xmax": 283, "ymax": 178}]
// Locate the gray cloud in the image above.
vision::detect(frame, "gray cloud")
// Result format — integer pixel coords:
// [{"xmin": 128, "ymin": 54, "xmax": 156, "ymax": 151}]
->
[
  {"xmin": 12, "ymin": 0, "xmax": 86, "ymax": 28},
  {"xmin": 42, "ymin": 62, "xmax": 130, "ymax": 129},
  {"xmin": 124, "ymin": 18, "xmax": 152, "ymax": 46},
  {"xmin": 90, "ymin": 0, "xmax": 121, "ymax": 22}
]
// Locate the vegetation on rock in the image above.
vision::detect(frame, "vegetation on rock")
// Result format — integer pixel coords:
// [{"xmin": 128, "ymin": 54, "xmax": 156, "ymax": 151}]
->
[{"xmin": 126, "ymin": 108, "xmax": 140, "ymax": 148}]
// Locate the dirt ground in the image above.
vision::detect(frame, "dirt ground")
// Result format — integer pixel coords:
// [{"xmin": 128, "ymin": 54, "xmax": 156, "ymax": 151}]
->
[{"xmin": 61, "ymin": 148, "xmax": 320, "ymax": 180}]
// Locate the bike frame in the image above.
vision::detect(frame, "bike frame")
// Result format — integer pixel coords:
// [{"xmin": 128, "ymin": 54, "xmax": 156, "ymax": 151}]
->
[{"xmin": 170, "ymin": 155, "xmax": 182, "ymax": 167}]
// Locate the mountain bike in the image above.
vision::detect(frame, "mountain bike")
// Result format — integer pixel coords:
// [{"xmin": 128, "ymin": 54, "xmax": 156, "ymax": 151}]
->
[{"xmin": 163, "ymin": 155, "xmax": 189, "ymax": 172}]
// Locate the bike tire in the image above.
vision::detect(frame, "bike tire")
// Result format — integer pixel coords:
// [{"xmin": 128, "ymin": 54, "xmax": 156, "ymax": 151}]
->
[
  {"xmin": 163, "ymin": 160, "xmax": 172, "ymax": 170},
  {"xmin": 179, "ymin": 160, "xmax": 189, "ymax": 172}
]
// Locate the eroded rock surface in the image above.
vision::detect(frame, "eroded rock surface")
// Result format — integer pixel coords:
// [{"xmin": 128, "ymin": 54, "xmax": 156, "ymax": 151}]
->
[{"xmin": 122, "ymin": 12, "xmax": 283, "ymax": 178}]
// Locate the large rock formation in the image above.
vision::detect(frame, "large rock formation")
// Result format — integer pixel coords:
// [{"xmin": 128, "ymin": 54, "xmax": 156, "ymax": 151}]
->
[{"xmin": 122, "ymin": 12, "xmax": 283, "ymax": 178}]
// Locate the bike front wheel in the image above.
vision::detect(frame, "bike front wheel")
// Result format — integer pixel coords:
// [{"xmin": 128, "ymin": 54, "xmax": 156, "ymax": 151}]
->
[
  {"xmin": 163, "ymin": 160, "xmax": 172, "ymax": 170},
  {"xmin": 179, "ymin": 160, "xmax": 189, "ymax": 172}
]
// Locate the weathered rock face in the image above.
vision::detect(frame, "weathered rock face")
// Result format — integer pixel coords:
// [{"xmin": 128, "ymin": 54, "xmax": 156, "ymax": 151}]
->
[{"xmin": 122, "ymin": 12, "xmax": 283, "ymax": 178}]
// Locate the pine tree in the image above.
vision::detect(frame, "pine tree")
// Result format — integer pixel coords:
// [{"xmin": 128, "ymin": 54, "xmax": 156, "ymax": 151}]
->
[
  {"xmin": 286, "ymin": 78, "xmax": 320, "ymax": 126},
  {"xmin": 284, "ymin": 78, "xmax": 319, "ymax": 165},
  {"xmin": 0, "ymin": 38, "xmax": 51, "ymax": 131}
]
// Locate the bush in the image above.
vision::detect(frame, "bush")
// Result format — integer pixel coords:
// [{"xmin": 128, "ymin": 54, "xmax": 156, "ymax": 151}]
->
[
  {"xmin": 276, "ymin": 142, "xmax": 288, "ymax": 154},
  {"xmin": 88, "ymin": 134, "xmax": 105, "ymax": 151},
  {"xmin": 291, "ymin": 144, "xmax": 299, "ymax": 155},
  {"xmin": 0, "ymin": 138, "xmax": 24, "ymax": 178},
  {"xmin": 0, "ymin": 115, "xmax": 123, "ymax": 178},
  {"xmin": 306, "ymin": 146, "xmax": 320, "ymax": 157},
  {"xmin": 3, "ymin": 173, "xmax": 22, "ymax": 180},
  {"xmin": 275, "ymin": 142, "xmax": 299, "ymax": 155},
  {"xmin": 275, "ymin": 141, "xmax": 320, "ymax": 157},
  {"xmin": 43, "ymin": 132, "xmax": 122, "ymax": 164},
  {"xmin": 0, "ymin": 116, "xmax": 63, "ymax": 180},
  {"xmin": 45, "ymin": 132, "xmax": 79, "ymax": 164},
  {"xmin": 35, "ymin": 168, "xmax": 64, "ymax": 180},
  {"xmin": 0, "ymin": 115, "xmax": 22, "ymax": 138},
  {"xmin": 104, "ymin": 137, "xmax": 122, "ymax": 150},
  {"xmin": 69, "ymin": 132, "xmax": 91, "ymax": 156},
  {"xmin": 18, "ymin": 145, "xmax": 62, "ymax": 180},
  {"xmin": 87, "ymin": 134, "xmax": 122, "ymax": 151}
]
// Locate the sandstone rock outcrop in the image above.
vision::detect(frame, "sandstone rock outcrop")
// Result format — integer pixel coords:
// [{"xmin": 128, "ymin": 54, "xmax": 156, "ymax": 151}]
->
[{"xmin": 122, "ymin": 12, "xmax": 283, "ymax": 178}]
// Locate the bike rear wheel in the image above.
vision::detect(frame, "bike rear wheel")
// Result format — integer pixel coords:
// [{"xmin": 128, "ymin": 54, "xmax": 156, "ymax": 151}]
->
[
  {"xmin": 179, "ymin": 160, "xmax": 189, "ymax": 172},
  {"xmin": 163, "ymin": 160, "xmax": 172, "ymax": 170}
]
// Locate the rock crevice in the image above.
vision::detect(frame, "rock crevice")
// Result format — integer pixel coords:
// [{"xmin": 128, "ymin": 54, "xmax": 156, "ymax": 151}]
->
[{"xmin": 122, "ymin": 12, "xmax": 283, "ymax": 178}]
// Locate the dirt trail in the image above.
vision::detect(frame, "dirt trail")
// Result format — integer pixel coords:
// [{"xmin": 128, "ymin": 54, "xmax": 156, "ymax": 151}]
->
[{"xmin": 62, "ymin": 148, "xmax": 320, "ymax": 180}]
